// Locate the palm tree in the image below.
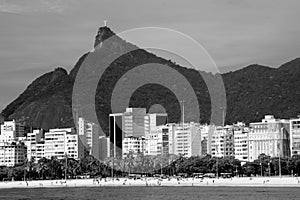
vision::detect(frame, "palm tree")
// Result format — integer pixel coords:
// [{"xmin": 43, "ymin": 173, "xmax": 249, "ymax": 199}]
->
[
  {"xmin": 49, "ymin": 156, "xmax": 62, "ymax": 179},
  {"xmin": 142, "ymin": 155, "xmax": 153, "ymax": 176},
  {"xmin": 100, "ymin": 161, "xmax": 110, "ymax": 177},
  {"xmin": 116, "ymin": 156, "xmax": 127, "ymax": 177},
  {"xmin": 37, "ymin": 157, "xmax": 51, "ymax": 179},
  {"xmin": 61, "ymin": 157, "xmax": 80, "ymax": 179},
  {"xmin": 126, "ymin": 151, "xmax": 135, "ymax": 175}
]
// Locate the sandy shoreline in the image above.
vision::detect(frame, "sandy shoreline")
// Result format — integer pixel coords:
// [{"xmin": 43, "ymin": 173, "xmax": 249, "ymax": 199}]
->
[{"xmin": 1, "ymin": 177, "xmax": 300, "ymax": 189}]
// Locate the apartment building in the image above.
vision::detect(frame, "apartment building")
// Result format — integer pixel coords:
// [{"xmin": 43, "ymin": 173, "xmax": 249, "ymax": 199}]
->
[
  {"xmin": 173, "ymin": 122, "xmax": 201, "ymax": 157},
  {"xmin": 78, "ymin": 117, "xmax": 100, "ymax": 159},
  {"xmin": 290, "ymin": 117, "xmax": 300, "ymax": 156},
  {"xmin": 145, "ymin": 123, "xmax": 175, "ymax": 156},
  {"xmin": 233, "ymin": 122, "xmax": 249, "ymax": 162},
  {"xmin": 248, "ymin": 115, "xmax": 290, "ymax": 162},
  {"xmin": 0, "ymin": 120, "xmax": 25, "ymax": 142},
  {"xmin": 211, "ymin": 125, "xmax": 235, "ymax": 157},
  {"xmin": 122, "ymin": 136, "xmax": 146, "ymax": 157},
  {"xmin": 44, "ymin": 128, "xmax": 85, "ymax": 160},
  {"xmin": 109, "ymin": 108, "xmax": 167, "ymax": 157},
  {"xmin": 25, "ymin": 129, "xmax": 44, "ymax": 162},
  {"xmin": 0, "ymin": 141, "xmax": 27, "ymax": 167}
]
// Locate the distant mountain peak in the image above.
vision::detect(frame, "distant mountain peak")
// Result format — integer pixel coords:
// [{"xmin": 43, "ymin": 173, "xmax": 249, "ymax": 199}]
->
[
  {"xmin": 94, "ymin": 26, "xmax": 116, "ymax": 48},
  {"xmin": 278, "ymin": 57, "xmax": 300, "ymax": 71},
  {"xmin": 2, "ymin": 25, "xmax": 300, "ymax": 131}
]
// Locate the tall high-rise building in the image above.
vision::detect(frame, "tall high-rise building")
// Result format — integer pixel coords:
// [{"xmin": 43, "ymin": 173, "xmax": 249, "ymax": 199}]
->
[
  {"xmin": 78, "ymin": 118, "xmax": 100, "ymax": 159},
  {"xmin": 173, "ymin": 122, "xmax": 202, "ymax": 157},
  {"xmin": 200, "ymin": 125, "xmax": 215, "ymax": 155},
  {"xmin": 0, "ymin": 120, "xmax": 25, "ymax": 142},
  {"xmin": 145, "ymin": 123, "xmax": 175, "ymax": 156},
  {"xmin": 233, "ymin": 122, "xmax": 249, "ymax": 162},
  {"xmin": 248, "ymin": 115, "xmax": 290, "ymax": 162},
  {"xmin": 109, "ymin": 108, "xmax": 167, "ymax": 158},
  {"xmin": 211, "ymin": 125, "xmax": 235, "ymax": 157},
  {"xmin": 290, "ymin": 117, "xmax": 300, "ymax": 156},
  {"xmin": 99, "ymin": 136, "xmax": 110, "ymax": 160},
  {"xmin": 0, "ymin": 120, "xmax": 27, "ymax": 166},
  {"xmin": 25, "ymin": 129, "xmax": 44, "ymax": 162}
]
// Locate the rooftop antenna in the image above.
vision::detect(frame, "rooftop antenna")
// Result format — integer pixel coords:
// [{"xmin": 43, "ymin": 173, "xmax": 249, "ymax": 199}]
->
[{"xmin": 104, "ymin": 20, "xmax": 107, "ymax": 27}]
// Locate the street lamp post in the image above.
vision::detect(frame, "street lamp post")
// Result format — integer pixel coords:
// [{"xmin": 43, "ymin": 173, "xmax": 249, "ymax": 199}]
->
[
  {"xmin": 260, "ymin": 157, "xmax": 263, "ymax": 177},
  {"xmin": 216, "ymin": 157, "xmax": 219, "ymax": 179},
  {"xmin": 110, "ymin": 149, "xmax": 114, "ymax": 180},
  {"xmin": 278, "ymin": 154, "xmax": 281, "ymax": 178},
  {"xmin": 279, "ymin": 128, "xmax": 283, "ymax": 178},
  {"xmin": 268, "ymin": 161, "xmax": 271, "ymax": 177},
  {"xmin": 216, "ymin": 144, "xmax": 219, "ymax": 179},
  {"xmin": 160, "ymin": 154, "xmax": 163, "ymax": 176},
  {"xmin": 65, "ymin": 154, "xmax": 67, "ymax": 181}
]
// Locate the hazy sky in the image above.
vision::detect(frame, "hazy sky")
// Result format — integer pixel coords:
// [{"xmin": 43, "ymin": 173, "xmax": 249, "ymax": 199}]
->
[{"xmin": 0, "ymin": 0, "xmax": 299, "ymax": 110}]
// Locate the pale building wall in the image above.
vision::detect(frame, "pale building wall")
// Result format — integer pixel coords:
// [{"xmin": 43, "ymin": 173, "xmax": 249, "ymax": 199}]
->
[
  {"xmin": 290, "ymin": 118, "xmax": 300, "ymax": 156},
  {"xmin": 248, "ymin": 115, "xmax": 290, "ymax": 162},
  {"xmin": 0, "ymin": 141, "xmax": 27, "ymax": 167}
]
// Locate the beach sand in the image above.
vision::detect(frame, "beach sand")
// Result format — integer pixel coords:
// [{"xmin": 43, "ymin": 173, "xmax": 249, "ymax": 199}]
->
[
  {"xmin": 0, "ymin": 177, "xmax": 300, "ymax": 188},
  {"xmin": 1, "ymin": 177, "xmax": 300, "ymax": 189}
]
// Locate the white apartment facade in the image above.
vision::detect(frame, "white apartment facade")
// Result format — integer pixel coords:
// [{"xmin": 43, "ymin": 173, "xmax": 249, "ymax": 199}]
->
[
  {"xmin": 25, "ymin": 129, "xmax": 44, "ymax": 162},
  {"xmin": 145, "ymin": 124, "xmax": 175, "ymax": 156},
  {"xmin": 248, "ymin": 115, "xmax": 290, "ymax": 162},
  {"xmin": 173, "ymin": 122, "xmax": 201, "ymax": 157},
  {"xmin": 0, "ymin": 141, "xmax": 27, "ymax": 167},
  {"xmin": 233, "ymin": 122, "xmax": 249, "ymax": 162},
  {"xmin": 211, "ymin": 125, "xmax": 235, "ymax": 157},
  {"xmin": 122, "ymin": 136, "xmax": 146, "ymax": 157},
  {"xmin": 0, "ymin": 120, "xmax": 25, "ymax": 142},
  {"xmin": 44, "ymin": 128, "xmax": 84, "ymax": 160},
  {"xmin": 0, "ymin": 120, "xmax": 27, "ymax": 166},
  {"xmin": 290, "ymin": 117, "xmax": 300, "ymax": 156}
]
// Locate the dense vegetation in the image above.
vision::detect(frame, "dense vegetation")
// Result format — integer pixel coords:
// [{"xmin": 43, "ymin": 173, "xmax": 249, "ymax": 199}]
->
[
  {"xmin": 1, "ymin": 26, "xmax": 300, "ymax": 134},
  {"xmin": 1, "ymin": 154, "xmax": 300, "ymax": 181}
]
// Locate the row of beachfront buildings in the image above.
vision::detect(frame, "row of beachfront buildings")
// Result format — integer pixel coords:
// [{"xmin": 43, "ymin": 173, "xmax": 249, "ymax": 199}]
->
[
  {"xmin": 108, "ymin": 108, "xmax": 299, "ymax": 163},
  {"xmin": 0, "ymin": 108, "xmax": 300, "ymax": 167},
  {"xmin": 0, "ymin": 118, "xmax": 100, "ymax": 167}
]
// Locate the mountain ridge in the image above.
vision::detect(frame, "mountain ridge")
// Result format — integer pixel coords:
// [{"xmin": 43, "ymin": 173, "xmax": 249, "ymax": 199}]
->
[{"xmin": 1, "ymin": 26, "xmax": 300, "ymax": 134}]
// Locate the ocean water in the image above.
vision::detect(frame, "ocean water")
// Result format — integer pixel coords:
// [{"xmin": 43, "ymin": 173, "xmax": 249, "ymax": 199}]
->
[{"xmin": 0, "ymin": 187, "xmax": 299, "ymax": 200}]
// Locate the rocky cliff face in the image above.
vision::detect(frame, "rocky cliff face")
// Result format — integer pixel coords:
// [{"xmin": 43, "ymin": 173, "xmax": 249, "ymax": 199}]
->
[
  {"xmin": 2, "ymin": 26, "xmax": 300, "ymax": 134},
  {"xmin": 94, "ymin": 26, "xmax": 116, "ymax": 48},
  {"xmin": 1, "ymin": 67, "xmax": 73, "ymax": 129}
]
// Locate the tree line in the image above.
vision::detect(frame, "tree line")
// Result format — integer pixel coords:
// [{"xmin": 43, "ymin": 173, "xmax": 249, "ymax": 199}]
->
[{"xmin": 1, "ymin": 153, "xmax": 300, "ymax": 181}]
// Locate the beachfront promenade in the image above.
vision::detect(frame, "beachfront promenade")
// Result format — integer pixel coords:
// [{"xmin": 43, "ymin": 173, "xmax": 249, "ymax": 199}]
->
[{"xmin": 1, "ymin": 177, "xmax": 300, "ymax": 189}]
